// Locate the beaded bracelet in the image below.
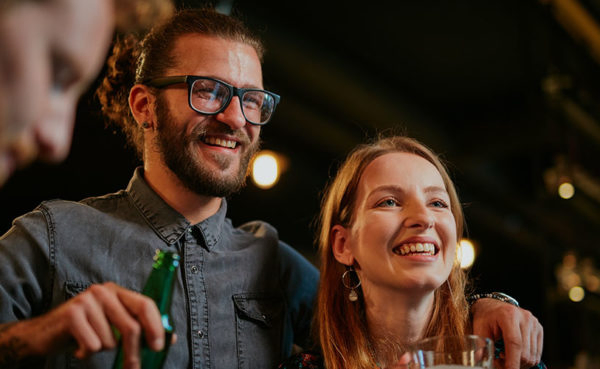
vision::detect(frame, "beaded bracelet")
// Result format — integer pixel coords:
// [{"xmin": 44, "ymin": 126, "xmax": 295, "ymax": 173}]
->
[{"xmin": 466, "ymin": 292, "xmax": 520, "ymax": 307}]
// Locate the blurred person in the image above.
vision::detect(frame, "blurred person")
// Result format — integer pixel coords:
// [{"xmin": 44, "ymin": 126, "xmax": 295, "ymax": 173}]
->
[
  {"xmin": 280, "ymin": 135, "xmax": 544, "ymax": 369},
  {"xmin": 0, "ymin": 0, "xmax": 173, "ymax": 186},
  {"xmin": 0, "ymin": 8, "xmax": 543, "ymax": 369}
]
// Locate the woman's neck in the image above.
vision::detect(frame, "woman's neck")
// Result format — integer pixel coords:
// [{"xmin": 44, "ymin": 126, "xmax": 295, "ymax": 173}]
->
[{"xmin": 365, "ymin": 288, "xmax": 435, "ymax": 365}]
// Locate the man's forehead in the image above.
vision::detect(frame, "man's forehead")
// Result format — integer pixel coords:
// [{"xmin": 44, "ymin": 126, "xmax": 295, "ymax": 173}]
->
[{"xmin": 169, "ymin": 33, "xmax": 263, "ymax": 87}]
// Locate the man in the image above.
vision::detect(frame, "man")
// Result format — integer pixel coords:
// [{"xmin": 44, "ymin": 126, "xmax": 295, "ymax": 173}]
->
[
  {"xmin": 0, "ymin": 8, "xmax": 542, "ymax": 369},
  {"xmin": 0, "ymin": 0, "xmax": 173, "ymax": 186}
]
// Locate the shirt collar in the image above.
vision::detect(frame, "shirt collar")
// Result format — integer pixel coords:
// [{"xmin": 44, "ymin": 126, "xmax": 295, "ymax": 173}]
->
[{"xmin": 126, "ymin": 167, "xmax": 228, "ymax": 249}]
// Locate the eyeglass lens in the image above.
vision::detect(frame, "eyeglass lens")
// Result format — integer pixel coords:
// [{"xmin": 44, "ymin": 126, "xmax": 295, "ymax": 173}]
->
[{"xmin": 191, "ymin": 78, "xmax": 276, "ymax": 124}]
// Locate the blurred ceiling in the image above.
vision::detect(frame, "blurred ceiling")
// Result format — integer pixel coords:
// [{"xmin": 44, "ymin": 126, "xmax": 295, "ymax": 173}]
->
[
  {"xmin": 224, "ymin": 0, "xmax": 600, "ymax": 262},
  {"xmin": 2, "ymin": 0, "xmax": 600, "ymax": 366}
]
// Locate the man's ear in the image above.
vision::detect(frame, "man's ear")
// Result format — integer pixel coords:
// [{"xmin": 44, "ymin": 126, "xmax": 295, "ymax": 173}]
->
[
  {"xmin": 331, "ymin": 224, "xmax": 355, "ymax": 266},
  {"xmin": 129, "ymin": 84, "xmax": 156, "ymax": 128}
]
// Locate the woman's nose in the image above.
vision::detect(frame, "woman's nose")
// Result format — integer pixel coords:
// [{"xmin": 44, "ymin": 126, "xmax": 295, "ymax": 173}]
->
[
  {"xmin": 34, "ymin": 95, "xmax": 77, "ymax": 162},
  {"xmin": 403, "ymin": 203, "xmax": 434, "ymax": 229}
]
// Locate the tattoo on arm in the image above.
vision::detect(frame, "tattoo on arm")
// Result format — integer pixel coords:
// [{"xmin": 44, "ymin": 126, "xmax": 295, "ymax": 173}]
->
[{"xmin": 0, "ymin": 322, "xmax": 28, "ymax": 368}]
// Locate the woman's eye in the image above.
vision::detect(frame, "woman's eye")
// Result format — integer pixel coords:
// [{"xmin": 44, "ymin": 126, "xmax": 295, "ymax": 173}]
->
[
  {"xmin": 430, "ymin": 200, "xmax": 448, "ymax": 208},
  {"xmin": 377, "ymin": 198, "xmax": 398, "ymax": 207},
  {"xmin": 51, "ymin": 52, "xmax": 78, "ymax": 93}
]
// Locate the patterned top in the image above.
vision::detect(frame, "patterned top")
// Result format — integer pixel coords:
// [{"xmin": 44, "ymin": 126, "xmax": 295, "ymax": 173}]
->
[
  {"xmin": 279, "ymin": 342, "xmax": 549, "ymax": 369},
  {"xmin": 278, "ymin": 351, "xmax": 323, "ymax": 369}
]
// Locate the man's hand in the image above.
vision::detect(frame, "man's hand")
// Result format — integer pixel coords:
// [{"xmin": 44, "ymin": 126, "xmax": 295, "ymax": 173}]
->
[
  {"xmin": 471, "ymin": 298, "xmax": 543, "ymax": 369},
  {"xmin": 0, "ymin": 282, "xmax": 164, "ymax": 369}
]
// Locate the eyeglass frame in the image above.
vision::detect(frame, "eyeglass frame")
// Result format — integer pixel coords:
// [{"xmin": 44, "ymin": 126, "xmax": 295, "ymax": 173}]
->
[{"xmin": 143, "ymin": 75, "xmax": 281, "ymax": 126}]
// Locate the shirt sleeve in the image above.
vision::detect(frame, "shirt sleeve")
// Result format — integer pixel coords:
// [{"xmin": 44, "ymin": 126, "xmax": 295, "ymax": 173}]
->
[
  {"xmin": 278, "ymin": 241, "xmax": 319, "ymax": 350},
  {"xmin": 0, "ymin": 207, "xmax": 53, "ymax": 322}
]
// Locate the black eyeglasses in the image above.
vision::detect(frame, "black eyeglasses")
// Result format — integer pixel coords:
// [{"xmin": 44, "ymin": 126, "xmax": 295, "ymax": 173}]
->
[{"xmin": 144, "ymin": 75, "xmax": 280, "ymax": 125}]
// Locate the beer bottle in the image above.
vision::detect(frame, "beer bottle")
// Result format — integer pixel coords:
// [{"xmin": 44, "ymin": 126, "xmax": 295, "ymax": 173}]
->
[{"xmin": 112, "ymin": 249, "xmax": 180, "ymax": 369}]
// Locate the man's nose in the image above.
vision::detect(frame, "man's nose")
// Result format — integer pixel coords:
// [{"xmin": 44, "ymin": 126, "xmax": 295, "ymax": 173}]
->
[{"xmin": 215, "ymin": 96, "xmax": 247, "ymax": 130}]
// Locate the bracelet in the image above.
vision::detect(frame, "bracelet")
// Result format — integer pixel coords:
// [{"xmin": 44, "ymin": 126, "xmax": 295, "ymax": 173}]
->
[{"xmin": 466, "ymin": 292, "xmax": 520, "ymax": 307}]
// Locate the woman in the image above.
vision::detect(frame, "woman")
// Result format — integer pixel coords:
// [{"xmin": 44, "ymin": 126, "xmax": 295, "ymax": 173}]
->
[{"xmin": 281, "ymin": 135, "xmax": 541, "ymax": 369}]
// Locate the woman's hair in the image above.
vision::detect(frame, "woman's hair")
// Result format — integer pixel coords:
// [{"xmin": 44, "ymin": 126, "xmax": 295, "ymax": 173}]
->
[
  {"xmin": 316, "ymin": 135, "xmax": 470, "ymax": 369},
  {"xmin": 96, "ymin": 8, "xmax": 264, "ymax": 159}
]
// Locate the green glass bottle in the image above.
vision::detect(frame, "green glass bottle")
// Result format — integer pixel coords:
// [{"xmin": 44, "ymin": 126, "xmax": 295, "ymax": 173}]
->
[{"xmin": 112, "ymin": 249, "xmax": 180, "ymax": 369}]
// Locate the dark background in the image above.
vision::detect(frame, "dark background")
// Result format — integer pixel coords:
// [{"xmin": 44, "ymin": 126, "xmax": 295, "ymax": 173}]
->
[{"xmin": 2, "ymin": 1, "xmax": 600, "ymax": 368}]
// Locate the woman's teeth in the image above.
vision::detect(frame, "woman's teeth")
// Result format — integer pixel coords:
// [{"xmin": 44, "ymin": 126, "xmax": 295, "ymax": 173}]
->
[{"xmin": 393, "ymin": 242, "xmax": 436, "ymax": 256}]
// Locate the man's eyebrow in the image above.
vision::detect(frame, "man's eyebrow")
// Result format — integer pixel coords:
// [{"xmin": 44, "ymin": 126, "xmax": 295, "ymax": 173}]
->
[{"xmin": 200, "ymin": 75, "xmax": 263, "ymax": 90}]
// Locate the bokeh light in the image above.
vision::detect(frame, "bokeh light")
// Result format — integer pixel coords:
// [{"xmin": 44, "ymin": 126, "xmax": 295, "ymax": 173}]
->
[
  {"xmin": 558, "ymin": 182, "xmax": 575, "ymax": 199},
  {"xmin": 458, "ymin": 239, "xmax": 476, "ymax": 269},
  {"xmin": 568, "ymin": 286, "xmax": 585, "ymax": 302},
  {"xmin": 252, "ymin": 152, "xmax": 280, "ymax": 189}
]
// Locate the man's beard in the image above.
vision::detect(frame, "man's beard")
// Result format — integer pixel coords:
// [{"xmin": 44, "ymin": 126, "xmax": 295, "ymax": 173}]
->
[{"xmin": 154, "ymin": 97, "xmax": 260, "ymax": 198}]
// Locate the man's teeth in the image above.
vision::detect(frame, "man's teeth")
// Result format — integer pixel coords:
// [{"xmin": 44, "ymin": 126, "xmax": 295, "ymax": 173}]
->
[
  {"xmin": 394, "ymin": 243, "xmax": 436, "ymax": 256},
  {"xmin": 204, "ymin": 137, "xmax": 237, "ymax": 148}
]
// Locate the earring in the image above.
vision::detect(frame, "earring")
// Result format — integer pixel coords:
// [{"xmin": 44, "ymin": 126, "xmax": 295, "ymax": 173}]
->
[
  {"xmin": 142, "ymin": 122, "xmax": 151, "ymax": 129},
  {"xmin": 342, "ymin": 266, "xmax": 361, "ymax": 302}
]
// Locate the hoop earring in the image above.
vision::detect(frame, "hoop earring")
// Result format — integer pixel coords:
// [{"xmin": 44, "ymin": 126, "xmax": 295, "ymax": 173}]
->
[
  {"xmin": 142, "ymin": 122, "xmax": 151, "ymax": 129},
  {"xmin": 342, "ymin": 266, "xmax": 361, "ymax": 302}
]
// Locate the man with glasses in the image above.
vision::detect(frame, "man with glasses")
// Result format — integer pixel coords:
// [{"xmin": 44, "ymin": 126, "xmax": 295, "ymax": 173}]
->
[
  {"xmin": 0, "ymin": 8, "xmax": 316, "ymax": 369},
  {"xmin": 0, "ymin": 8, "xmax": 542, "ymax": 369}
]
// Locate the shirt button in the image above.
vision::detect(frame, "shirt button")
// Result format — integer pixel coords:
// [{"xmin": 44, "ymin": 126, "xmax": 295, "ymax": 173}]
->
[
  {"xmin": 191, "ymin": 265, "xmax": 199, "ymax": 274},
  {"xmin": 197, "ymin": 330, "xmax": 204, "ymax": 338}
]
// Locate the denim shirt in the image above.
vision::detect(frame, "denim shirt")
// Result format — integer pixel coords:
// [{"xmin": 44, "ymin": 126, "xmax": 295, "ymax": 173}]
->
[{"xmin": 0, "ymin": 168, "xmax": 319, "ymax": 369}]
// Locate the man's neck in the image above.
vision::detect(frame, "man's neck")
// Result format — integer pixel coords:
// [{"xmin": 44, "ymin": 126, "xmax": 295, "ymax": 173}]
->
[{"xmin": 143, "ymin": 163, "xmax": 222, "ymax": 224}]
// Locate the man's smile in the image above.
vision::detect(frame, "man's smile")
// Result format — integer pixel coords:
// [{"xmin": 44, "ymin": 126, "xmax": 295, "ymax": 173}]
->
[{"xmin": 202, "ymin": 136, "xmax": 238, "ymax": 149}]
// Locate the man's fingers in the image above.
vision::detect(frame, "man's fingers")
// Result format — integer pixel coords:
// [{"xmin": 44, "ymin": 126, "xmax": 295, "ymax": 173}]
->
[
  {"xmin": 59, "ymin": 295, "xmax": 104, "ymax": 357},
  {"xmin": 93, "ymin": 284, "xmax": 147, "ymax": 367},
  {"xmin": 76, "ymin": 282, "xmax": 165, "ymax": 367},
  {"xmin": 114, "ymin": 285, "xmax": 165, "ymax": 351},
  {"xmin": 80, "ymin": 286, "xmax": 118, "ymax": 349}
]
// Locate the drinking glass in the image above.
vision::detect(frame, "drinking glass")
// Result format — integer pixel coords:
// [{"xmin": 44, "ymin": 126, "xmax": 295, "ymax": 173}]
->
[{"xmin": 408, "ymin": 335, "xmax": 494, "ymax": 369}]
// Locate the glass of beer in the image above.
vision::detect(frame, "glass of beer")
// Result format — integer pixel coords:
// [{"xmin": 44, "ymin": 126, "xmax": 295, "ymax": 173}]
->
[{"xmin": 408, "ymin": 335, "xmax": 494, "ymax": 369}]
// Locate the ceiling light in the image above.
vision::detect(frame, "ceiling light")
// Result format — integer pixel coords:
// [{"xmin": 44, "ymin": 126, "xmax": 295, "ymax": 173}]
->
[
  {"xmin": 558, "ymin": 181, "xmax": 575, "ymax": 199},
  {"xmin": 568, "ymin": 286, "xmax": 585, "ymax": 302}
]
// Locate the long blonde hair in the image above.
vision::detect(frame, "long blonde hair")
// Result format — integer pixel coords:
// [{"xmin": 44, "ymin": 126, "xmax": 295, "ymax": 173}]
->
[{"xmin": 316, "ymin": 135, "xmax": 470, "ymax": 369}]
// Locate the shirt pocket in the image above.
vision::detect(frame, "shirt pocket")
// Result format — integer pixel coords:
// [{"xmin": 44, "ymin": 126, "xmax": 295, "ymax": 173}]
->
[
  {"xmin": 64, "ymin": 281, "xmax": 89, "ymax": 299},
  {"xmin": 233, "ymin": 293, "xmax": 284, "ymax": 369}
]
